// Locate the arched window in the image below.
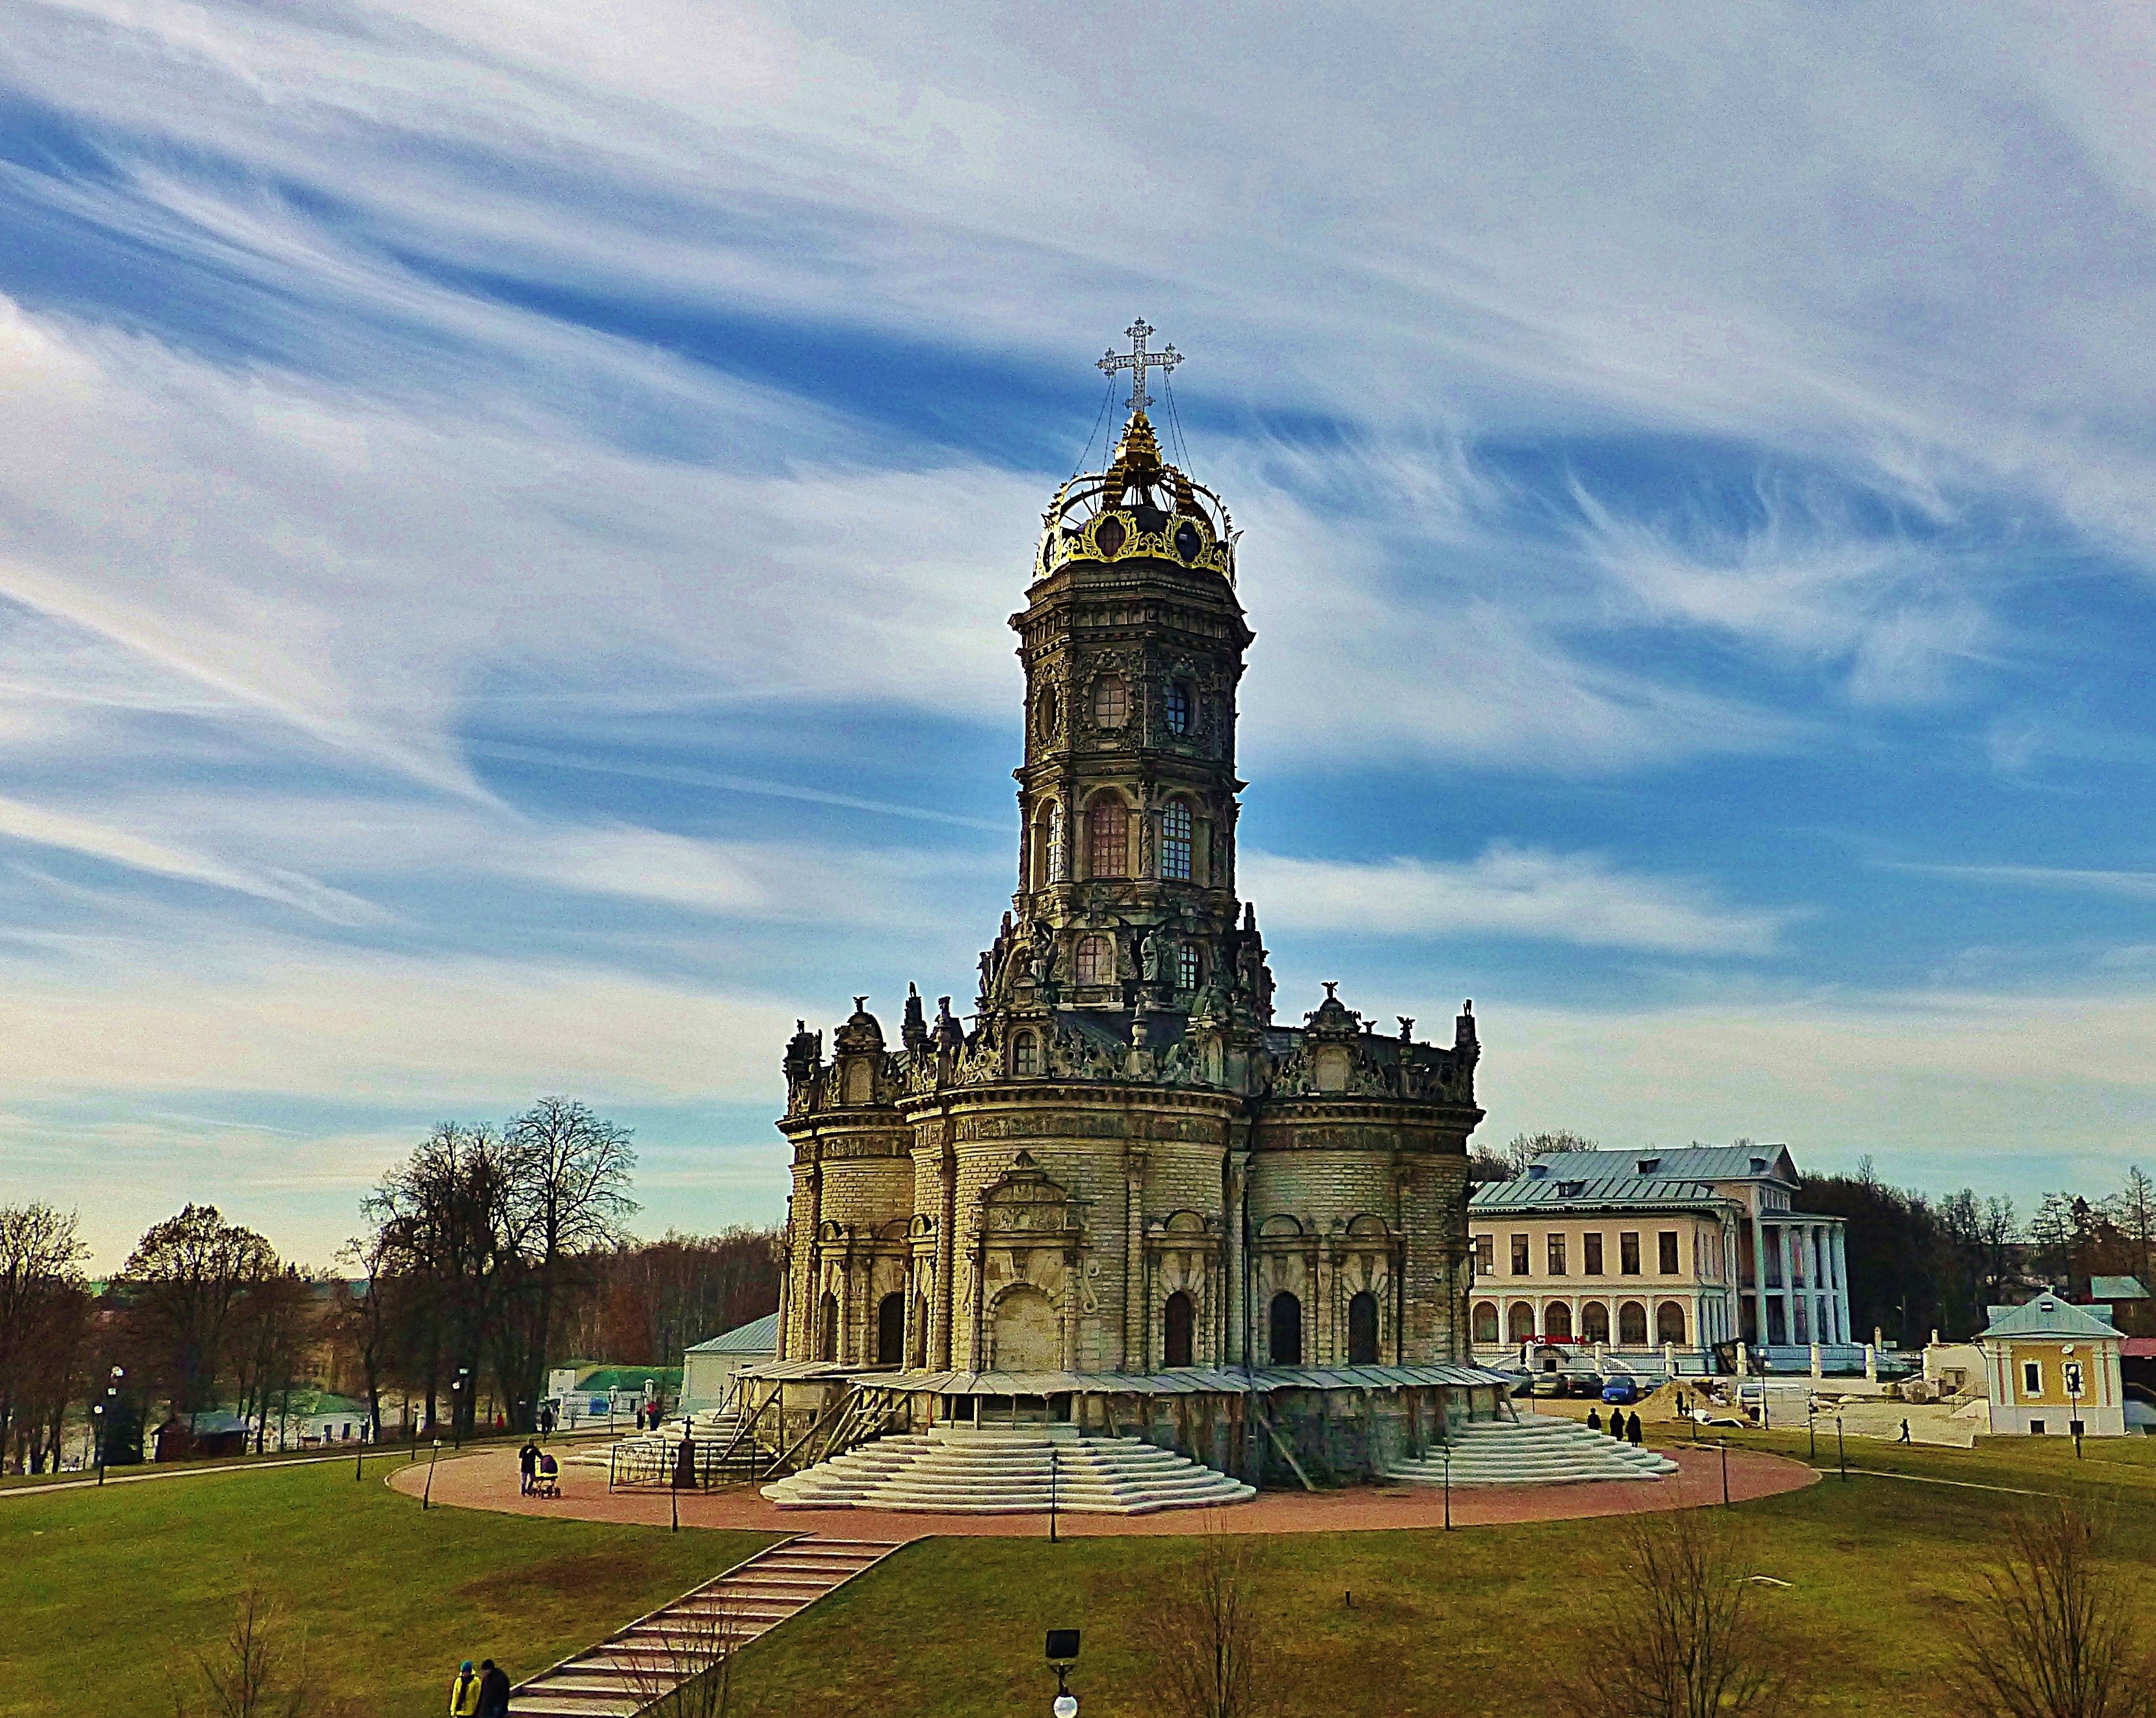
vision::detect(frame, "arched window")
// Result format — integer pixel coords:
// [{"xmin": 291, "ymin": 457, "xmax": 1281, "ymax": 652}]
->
[
  {"xmin": 1012, "ymin": 1031, "xmax": 1038, "ymax": 1076},
  {"xmin": 1472, "ymin": 1301, "xmax": 1499, "ymax": 1345},
  {"xmin": 1164, "ymin": 680, "xmax": 1192, "ymax": 736},
  {"xmin": 1655, "ymin": 1301, "xmax": 1687, "ymax": 1345},
  {"xmin": 1269, "ymin": 1291, "xmax": 1303, "ymax": 1366},
  {"xmin": 1581, "ymin": 1301, "xmax": 1610, "ymax": 1343},
  {"xmin": 1074, "ymin": 936, "xmax": 1112, "ymax": 986},
  {"xmin": 876, "ymin": 1293, "xmax": 905, "ymax": 1366},
  {"xmin": 1041, "ymin": 803, "xmax": 1066, "ymax": 884},
  {"xmin": 1162, "ymin": 802, "xmax": 1193, "ymax": 880},
  {"xmin": 912, "ymin": 1295, "xmax": 930, "ymax": 1367},
  {"xmin": 1618, "ymin": 1301, "xmax": 1648, "ymax": 1345},
  {"xmin": 1089, "ymin": 799, "xmax": 1128, "ymax": 877},
  {"xmin": 1177, "ymin": 945, "xmax": 1200, "ymax": 992},
  {"xmin": 818, "ymin": 1291, "xmax": 839, "ymax": 1364},
  {"xmin": 1347, "ymin": 1290, "xmax": 1380, "ymax": 1365},
  {"xmin": 1036, "ymin": 686, "xmax": 1060, "ymax": 739},
  {"xmin": 1093, "ymin": 674, "xmax": 1128, "ymax": 730},
  {"xmin": 1507, "ymin": 1302, "xmax": 1537, "ymax": 1343},
  {"xmin": 1164, "ymin": 1291, "xmax": 1195, "ymax": 1368},
  {"xmin": 1545, "ymin": 1301, "xmax": 1574, "ymax": 1343}
]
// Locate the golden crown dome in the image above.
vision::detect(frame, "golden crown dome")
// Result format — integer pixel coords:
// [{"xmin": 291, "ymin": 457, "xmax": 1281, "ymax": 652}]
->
[{"xmin": 1035, "ymin": 410, "xmax": 1235, "ymax": 584}]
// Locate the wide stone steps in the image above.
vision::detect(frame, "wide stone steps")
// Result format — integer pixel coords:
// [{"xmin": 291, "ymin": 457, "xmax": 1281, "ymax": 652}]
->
[
  {"xmin": 763, "ymin": 1427, "xmax": 1255, "ymax": 1515},
  {"xmin": 1389, "ymin": 1414, "xmax": 1677, "ymax": 1487},
  {"xmin": 509, "ymin": 1536, "xmax": 900, "ymax": 1718}
]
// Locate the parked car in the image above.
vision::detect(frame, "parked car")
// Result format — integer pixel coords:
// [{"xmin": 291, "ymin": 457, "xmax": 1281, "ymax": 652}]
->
[
  {"xmin": 1567, "ymin": 1373, "xmax": 1606, "ymax": 1398},
  {"xmin": 1529, "ymin": 1372, "xmax": 1569, "ymax": 1397},
  {"xmin": 1601, "ymin": 1377, "xmax": 1644, "ymax": 1405}
]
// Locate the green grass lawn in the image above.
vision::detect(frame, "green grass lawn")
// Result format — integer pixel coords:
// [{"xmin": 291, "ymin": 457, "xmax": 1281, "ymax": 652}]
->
[
  {"xmin": 6, "ymin": 1430, "xmax": 2151, "ymax": 1718},
  {"xmin": 735, "ymin": 1432, "xmax": 2156, "ymax": 1718},
  {"xmin": 0, "ymin": 1453, "xmax": 774, "ymax": 1718}
]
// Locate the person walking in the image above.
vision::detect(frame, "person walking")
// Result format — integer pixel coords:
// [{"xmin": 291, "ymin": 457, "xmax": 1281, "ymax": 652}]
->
[
  {"xmin": 1609, "ymin": 1408, "xmax": 1626, "ymax": 1439},
  {"xmin": 1586, "ymin": 1407, "xmax": 1601, "ymax": 1432},
  {"xmin": 518, "ymin": 1440, "xmax": 539, "ymax": 1496},
  {"xmin": 1897, "ymin": 1418, "xmax": 1912, "ymax": 1444},
  {"xmin": 1626, "ymin": 1412, "xmax": 1642, "ymax": 1446},
  {"xmin": 448, "ymin": 1661, "xmax": 482, "ymax": 1718},
  {"xmin": 477, "ymin": 1659, "xmax": 511, "ymax": 1718}
]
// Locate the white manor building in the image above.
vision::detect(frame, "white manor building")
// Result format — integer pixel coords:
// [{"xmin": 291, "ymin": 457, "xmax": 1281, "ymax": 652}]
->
[{"xmin": 1469, "ymin": 1144, "xmax": 1853, "ymax": 1371}]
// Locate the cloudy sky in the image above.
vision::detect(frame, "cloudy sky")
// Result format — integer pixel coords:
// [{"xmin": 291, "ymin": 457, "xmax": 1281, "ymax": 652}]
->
[{"xmin": 5, "ymin": 2, "xmax": 2155, "ymax": 1268}]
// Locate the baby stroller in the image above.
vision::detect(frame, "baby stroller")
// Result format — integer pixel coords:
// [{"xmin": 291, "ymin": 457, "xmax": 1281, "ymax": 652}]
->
[{"xmin": 531, "ymin": 1451, "xmax": 561, "ymax": 1498}]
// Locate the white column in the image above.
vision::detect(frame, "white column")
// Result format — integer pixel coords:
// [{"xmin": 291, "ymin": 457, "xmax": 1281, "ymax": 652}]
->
[
  {"xmin": 1749, "ymin": 1209, "xmax": 1768, "ymax": 1348},
  {"xmin": 1834, "ymin": 1228, "xmax": 1852, "ymax": 1343},
  {"xmin": 1777, "ymin": 1225, "xmax": 1796, "ymax": 1350}
]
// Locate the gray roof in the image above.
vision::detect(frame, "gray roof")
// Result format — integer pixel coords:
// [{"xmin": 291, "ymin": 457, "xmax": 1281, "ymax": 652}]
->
[
  {"xmin": 2091, "ymin": 1275, "xmax": 2149, "ymax": 1302},
  {"xmin": 1471, "ymin": 1174, "xmax": 1735, "ymax": 1213},
  {"xmin": 1980, "ymin": 1296, "xmax": 2123, "ymax": 1341},
  {"xmin": 685, "ymin": 1312, "xmax": 780, "ymax": 1355},
  {"xmin": 1524, "ymin": 1145, "xmax": 1801, "ymax": 1186}
]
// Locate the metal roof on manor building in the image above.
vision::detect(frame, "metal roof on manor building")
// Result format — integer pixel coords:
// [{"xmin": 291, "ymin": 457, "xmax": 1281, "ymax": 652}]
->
[
  {"xmin": 743, "ymin": 1361, "xmax": 1510, "ymax": 1394},
  {"xmin": 685, "ymin": 1312, "xmax": 779, "ymax": 1355},
  {"xmin": 1470, "ymin": 1174, "xmax": 1734, "ymax": 1213},
  {"xmin": 1523, "ymin": 1144, "xmax": 1801, "ymax": 1185}
]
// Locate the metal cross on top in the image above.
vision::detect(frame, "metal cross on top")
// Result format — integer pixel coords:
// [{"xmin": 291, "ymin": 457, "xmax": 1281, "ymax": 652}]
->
[{"xmin": 1098, "ymin": 318, "xmax": 1181, "ymax": 415}]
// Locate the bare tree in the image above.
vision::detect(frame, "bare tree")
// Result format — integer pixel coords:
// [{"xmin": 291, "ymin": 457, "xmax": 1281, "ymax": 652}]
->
[
  {"xmin": 1152, "ymin": 1519, "xmax": 1278, "ymax": 1718},
  {"xmin": 2112, "ymin": 1168, "xmax": 2155, "ymax": 1289},
  {"xmin": 500, "ymin": 1098, "xmax": 638, "ymax": 1425},
  {"xmin": 1949, "ymin": 1500, "xmax": 2155, "ymax": 1718},
  {"xmin": 124, "ymin": 1205, "xmax": 278, "ymax": 1418},
  {"xmin": 0, "ymin": 1204, "xmax": 90, "ymax": 1471},
  {"xmin": 620, "ymin": 1584, "xmax": 744, "ymax": 1718},
  {"xmin": 228, "ymin": 1268, "xmax": 322, "ymax": 1453},
  {"xmin": 176, "ymin": 1586, "xmax": 309, "ymax": 1718},
  {"xmin": 1562, "ymin": 1509, "xmax": 1787, "ymax": 1718}
]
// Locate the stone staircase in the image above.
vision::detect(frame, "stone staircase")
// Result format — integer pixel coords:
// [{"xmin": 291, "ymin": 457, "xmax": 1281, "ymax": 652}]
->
[
  {"xmin": 761, "ymin": 1424, "xmax": 1255, "ymax": 1514},
  {"xmin": 1389, "ymin": 1412, "xmax": 1677, "ymax": 1487},
  {"xmin": 508, "ymin": 1535, "xmax": 901, "ymax": 1718}
]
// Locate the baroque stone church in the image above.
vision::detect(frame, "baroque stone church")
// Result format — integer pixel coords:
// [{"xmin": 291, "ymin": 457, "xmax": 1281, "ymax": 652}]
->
[{"xmin": 756, "ymin": 327, "xmax": 1507, "ymax": 1487}]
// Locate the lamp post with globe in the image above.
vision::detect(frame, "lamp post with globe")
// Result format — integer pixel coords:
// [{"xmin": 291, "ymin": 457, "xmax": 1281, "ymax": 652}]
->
[{"xmin": 1045, "ymin": 1630, "xmax": 1079, "ymax": 1718}]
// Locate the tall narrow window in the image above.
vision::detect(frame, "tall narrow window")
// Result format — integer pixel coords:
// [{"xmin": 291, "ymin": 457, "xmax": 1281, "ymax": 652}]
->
[
  {"xmin": 1163, "ymin": 802, "xmax": 1193, "ymax": 880},
  {"xmin": 1044, "ymin": 804, "xmax": 1066, "ymax": 882},
  {"xmin": 1348, "ymin": 1291, "xmax": 1380, "ymax": 1364},
  {"xmin": 1657, "ymin": 1230, "xmax": 1679, "ymax": 1275},
  {"xmin": 1620, "ymin": 1232, "xmax": 1641, "ymax": 1275},
  {"xmin": 1177, "ymin": 944, "xmax": 1200, "ymax": 991},
  {"xmin": 1074, "ymin": 936, "xmax": 1111, "ymax": 986},
  {"xmin": 1475, "ymin": 1233, "xmax": 1495, "ymax": 1275},
  {"xmin": 1547, "ymin": 1235, "xmax": 1568, "ymax": 1276},
  {"xmin": 1584, "ymin": 1232, "xmax": 1604, "ymax": 1275},
  {"xmin": 1510, "ymin": 1234, "xmax": 1529, "ymax": 1275},
  {"xmin": 1165, "ymin": 680, "xmax": 1191, "ymax": 735},
  {"xmin": 1269, "ymin": 1292, "xmax": 1303, "ymax": 1366},
  {"xmin": 1088, "ymin": 800, "xmax": 1128, "ymax": 877},
  {"xmin": 1092, "ymin": 674, "xmax": 1128, "ymax": 730}
]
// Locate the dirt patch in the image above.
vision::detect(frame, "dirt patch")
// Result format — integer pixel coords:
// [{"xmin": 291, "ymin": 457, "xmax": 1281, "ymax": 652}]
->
[{"xmin": 455, "ymin": 1553, "xmax": 627, "ymax": 1604}]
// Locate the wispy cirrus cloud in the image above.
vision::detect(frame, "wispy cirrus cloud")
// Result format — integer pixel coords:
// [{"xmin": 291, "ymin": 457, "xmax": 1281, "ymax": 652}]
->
[{"xmin": 1244, "ymin": 844, "xmax": 1794, "ymax": 957}]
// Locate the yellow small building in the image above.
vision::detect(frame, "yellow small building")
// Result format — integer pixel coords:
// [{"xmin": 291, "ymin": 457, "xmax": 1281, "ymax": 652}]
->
[{"xmin": 1979, "ymin": 1295, "xmax": 2125, "ymax": 1438}]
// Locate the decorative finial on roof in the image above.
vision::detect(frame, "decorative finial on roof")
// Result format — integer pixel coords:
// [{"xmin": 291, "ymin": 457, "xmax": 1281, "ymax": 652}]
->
[{"xmin": 1098, "ymin": 317, "xmax": 1181, "ymax": 417}]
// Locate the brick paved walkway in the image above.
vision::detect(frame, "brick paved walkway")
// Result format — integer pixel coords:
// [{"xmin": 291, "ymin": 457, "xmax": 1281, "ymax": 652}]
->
[{"xmin": 389, "ymin": 1438, "xmax": 1814, "ymax": 1538}]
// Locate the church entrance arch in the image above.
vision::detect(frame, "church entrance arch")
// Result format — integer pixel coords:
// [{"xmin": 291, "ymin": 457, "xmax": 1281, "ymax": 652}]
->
[
  {"xmin": 1164, "ymin": 1291, "xmax": 1195, "ymax": 1368},
  {"xmin": 876, "ymin": 1292, "xmax": 906, "ymax": 1366},
  {"xmin": 1507, "ymin": 1302, "xmax": 1536, "ymax": 1344},
  {"xmin": 1618, "ymin": 1301, "xmax": 1648, "ymax": 1345},
  {"xmin": 1347, "ymin": 1290, "xmax": 1380, "ymax": 1364},
  {"xmin": 1269, "ymin": 1292, "xmax": 1303, "ymax": 1366},
  {"xmin": 991, "ymin": 1285, "xmax": 1060, "ymax": 1372}
]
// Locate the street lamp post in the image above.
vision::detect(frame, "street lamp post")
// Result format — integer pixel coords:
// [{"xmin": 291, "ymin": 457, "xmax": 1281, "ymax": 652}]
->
[
  {"xmin": 101, "ymin": 1366, "xmax": 124, "ymax": 1479},
  {"xmin": 423, "ymin": 1438, "xmax": 440, "ymax": 1511},
  {"xmin": 2064, "ymin": 1348, "xmax": 2085, "ymax": 1460},
  {"xmin": 452, "ymin": 1368, "xmax": 469, "ymax": 1449},
  {"xmin": 92, "ymin": 1403, "xmax": 105, "ymax": 1485},
  {"xmin": 1045, "ymin": 1630, "xmax": 1079, "ymax": 1718}
]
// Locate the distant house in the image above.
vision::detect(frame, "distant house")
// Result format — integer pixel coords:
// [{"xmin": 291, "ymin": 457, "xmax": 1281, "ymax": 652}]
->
[
  {"xmin": 683, "ymin": 1314, "xmax": 780, "ymax": 1410},
  {"xmin": 2090, "ymin": 1275, "xmax": 2151, "ymax": 1337},
  {"xmin": 1979, "ymin": 1295, "xmax": 2127, "ymax": 1438},
  {"xmin": 153, "ymin": 1410, "xmax": 250, "ymax": 1462}
]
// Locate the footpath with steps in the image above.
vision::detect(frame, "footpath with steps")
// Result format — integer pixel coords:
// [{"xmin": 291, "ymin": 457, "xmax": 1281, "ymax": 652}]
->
[
  {"xmin": 509, "ymin": 1535, "xmax": 901, "ymax": 1718},
  {"xmin": 762, "ymin": 1423, "xmax": 1255, "ymax": 1514},
  {"xmin": 1389, "ymin": 1412, "xmax": 1677, "ymax": 1487}
]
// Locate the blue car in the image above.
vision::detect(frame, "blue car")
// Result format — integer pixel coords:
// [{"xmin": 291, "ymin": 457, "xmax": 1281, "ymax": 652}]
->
[{"xmin": 1601, "ymin": 1377, "xmax": 1642, "ymax": 1405}]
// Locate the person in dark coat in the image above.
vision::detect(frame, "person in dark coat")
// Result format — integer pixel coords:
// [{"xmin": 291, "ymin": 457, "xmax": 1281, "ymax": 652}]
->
[
  {"xmin": 476, "ymin": 1659, "xmax": 510, "ymax": 1718},
  {"xmin": 1625, "ymin": 1412, "xmax": 1642, "ymax": 1446},
  {"xmin": 518, "ymin": 1440, "xmax": 539, "ymax": 1495},
  {"xmin": 1586, "ymin": 1407, "xmax": 1601, "ymax": 1432},
  {"xmin": 1609, "ymin": 1408, "xmax": 1626, "ymax": 1438}
]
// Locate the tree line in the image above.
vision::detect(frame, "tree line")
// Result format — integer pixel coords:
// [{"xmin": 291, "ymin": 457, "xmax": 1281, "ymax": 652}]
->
[
  {"xmin": 1479, "ymin": 1131, "xmax": 2156, "ymax": 1343},
  {"xmin": 0, "ymin": 1096, "xmax": 782, "ymax": 1473}
]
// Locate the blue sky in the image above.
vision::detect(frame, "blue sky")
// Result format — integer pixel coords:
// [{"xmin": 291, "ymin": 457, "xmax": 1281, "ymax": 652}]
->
[{"xmin": 3, "ymin": 2, "xmax": 2156, "ymax": 1267}]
